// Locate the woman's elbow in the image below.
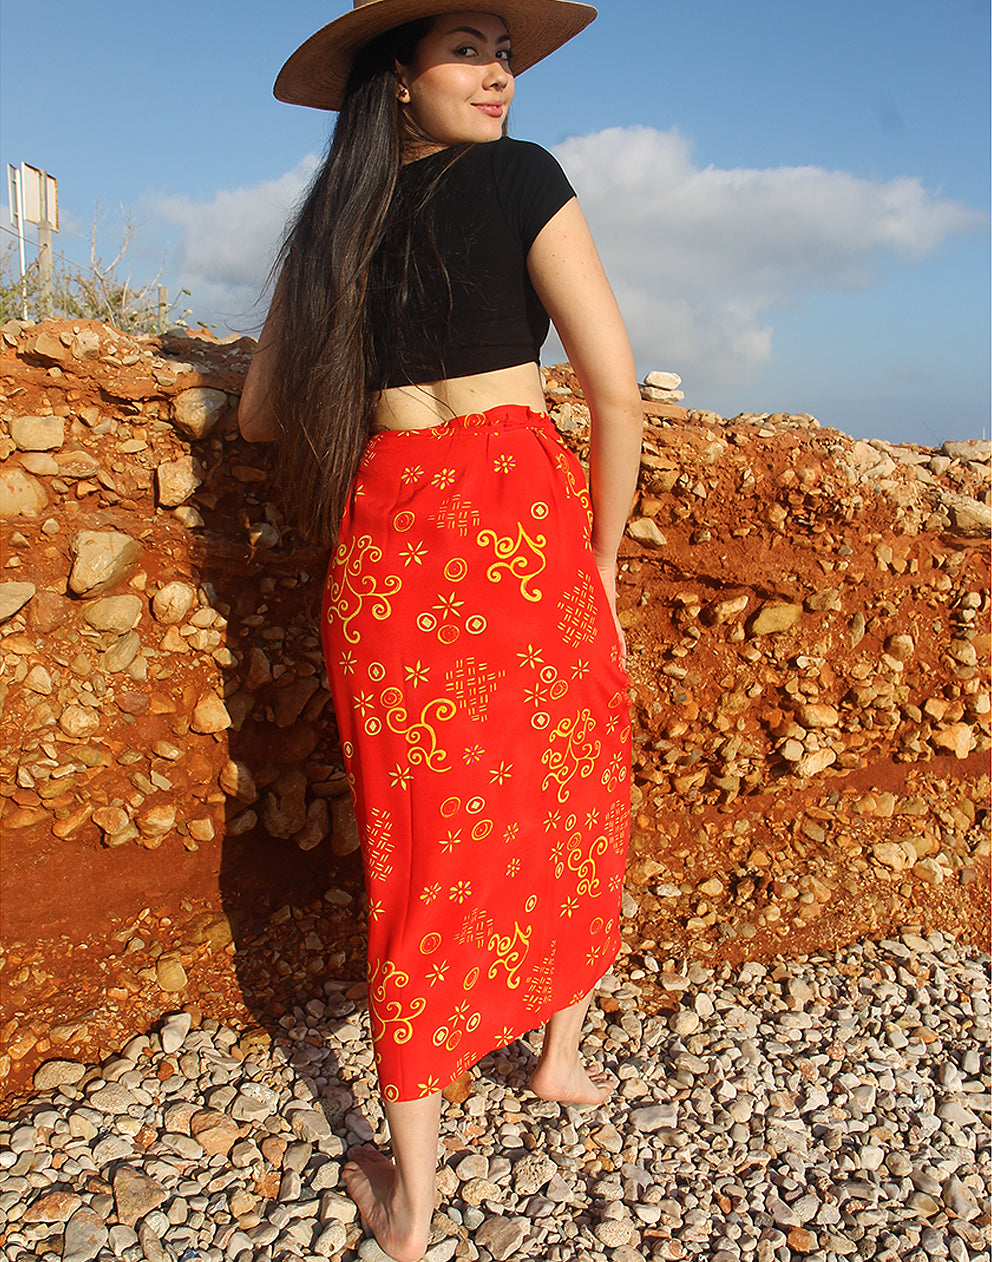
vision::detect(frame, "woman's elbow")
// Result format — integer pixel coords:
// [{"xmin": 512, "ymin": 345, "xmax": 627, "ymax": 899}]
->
[{"xmin": 237, "ymin": 392, "xmax": 278, "ymax": 443}]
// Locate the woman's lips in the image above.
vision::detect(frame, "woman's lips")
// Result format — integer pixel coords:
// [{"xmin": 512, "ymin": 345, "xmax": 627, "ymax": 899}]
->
[{"xmin": 473, "ymin": 103, "xmax": 503, "ymax": 117}]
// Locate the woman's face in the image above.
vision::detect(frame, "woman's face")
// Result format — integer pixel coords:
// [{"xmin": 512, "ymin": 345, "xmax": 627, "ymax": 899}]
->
[{"xmin": 397, "ymin": 11, "xmax": 515, "ymax": 151}]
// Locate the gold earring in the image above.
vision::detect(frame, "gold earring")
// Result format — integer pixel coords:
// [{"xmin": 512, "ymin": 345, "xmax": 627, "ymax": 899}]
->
[{"xmin": 397, "ymin": 85, "xmax": 410, "ymax": 102}]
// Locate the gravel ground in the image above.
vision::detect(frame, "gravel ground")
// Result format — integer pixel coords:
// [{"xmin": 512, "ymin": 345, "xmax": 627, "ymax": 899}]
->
[{"xmin": 1, "ymin": 929, "xmax": 988, "ymax": 1262}]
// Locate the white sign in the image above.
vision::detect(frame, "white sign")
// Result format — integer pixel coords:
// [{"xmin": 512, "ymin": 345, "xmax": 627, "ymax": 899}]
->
[{"xmin": 19, "ymin": 163, "xmax": 58, "ymax": 230}]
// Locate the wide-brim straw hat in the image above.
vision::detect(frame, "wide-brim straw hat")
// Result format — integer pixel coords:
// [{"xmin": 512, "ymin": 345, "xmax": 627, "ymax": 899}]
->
[{"xmin": 274, "ymin": 0, "xmax": 598, "ymax": 111}]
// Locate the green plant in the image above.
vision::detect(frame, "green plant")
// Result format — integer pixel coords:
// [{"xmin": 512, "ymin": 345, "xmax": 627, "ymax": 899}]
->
[{"xmin": 0, "ymin": 207, "xmax": 197, "ymax": 332}]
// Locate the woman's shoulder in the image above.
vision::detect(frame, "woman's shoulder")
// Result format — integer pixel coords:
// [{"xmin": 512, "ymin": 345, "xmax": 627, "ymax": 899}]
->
[{"xmin": 487, "ymin": 136, "xmax": 563, "ymax": 172}]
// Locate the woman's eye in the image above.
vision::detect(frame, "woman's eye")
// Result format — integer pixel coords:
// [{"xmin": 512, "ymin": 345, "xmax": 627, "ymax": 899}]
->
[{"xmin": 496, "ymin": 49, "xmax": 513, "ymax": 64}]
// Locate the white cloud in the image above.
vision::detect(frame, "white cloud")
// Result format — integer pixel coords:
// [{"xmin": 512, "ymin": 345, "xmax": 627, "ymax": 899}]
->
[
  {"xmin": 154, "ymin": 155, "xmax": 319, "ymax": 326},
  {"xmin": 152, "ymin": 127, "xmax": 982, "ymax": 371},
  {"xmin": 552, "ymin": 125, "xmax": 983, "ymax": 383}
]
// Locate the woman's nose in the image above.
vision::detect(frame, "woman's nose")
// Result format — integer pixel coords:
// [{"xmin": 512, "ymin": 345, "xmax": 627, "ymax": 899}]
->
[{"xmin": 484, "ymin": 59, "xmax": 509, "ymax": 89}]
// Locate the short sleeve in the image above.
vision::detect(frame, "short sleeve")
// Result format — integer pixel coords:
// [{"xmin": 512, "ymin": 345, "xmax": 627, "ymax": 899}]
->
[{"xmin": 490, "ymin": 138, "xmax": 576, "ymax": 252}]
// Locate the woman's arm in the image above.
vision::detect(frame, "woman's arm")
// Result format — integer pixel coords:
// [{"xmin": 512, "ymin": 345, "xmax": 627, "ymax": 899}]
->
[
  {"xmin": 238, "ymin": 286, "xmax": 285, "ymax": 443},
  {"xmin": 528, "ymin": 198, "xmax": 643, "ymax": 654}
]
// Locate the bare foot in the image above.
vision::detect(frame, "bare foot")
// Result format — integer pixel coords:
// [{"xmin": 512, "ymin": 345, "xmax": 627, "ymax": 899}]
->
[
  {"xmin": 343, "ymin": 1145, "xmax": 432, "ymax": 1262},
  {"xmin": 529, "ymin": 1055, "xmax": 613, "ymax": 1106}
]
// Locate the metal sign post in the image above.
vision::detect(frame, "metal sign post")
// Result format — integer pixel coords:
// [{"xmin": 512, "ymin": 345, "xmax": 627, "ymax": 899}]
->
[
  {"xmin": 5, "ymin": 165, "xmax": 28, "ymax": 319},
  {"xmin": 11, "ymin": 164, "xmax": 59, "ymax": 320}
]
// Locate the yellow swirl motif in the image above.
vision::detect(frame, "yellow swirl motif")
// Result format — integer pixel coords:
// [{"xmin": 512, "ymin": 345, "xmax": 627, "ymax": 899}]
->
[
  {"xmin": 477, "ymin": 523, "xmax": 547, "ymax": 602},
  {"xmin": 487, "ymin": 921, "xmax": 531, "ymax": 990},
  {"xmin": 383, "ymin": 694, "xmax": 456, "ymax": 772},
  {"xmin": 566, "ymin": 828, "xmax": 609, "ymax": 898},
  {"xmin": 541, "ymin": 708, "xmax": 601, "ymax": 803},
  {"xmin": 327, "ymin": 534, "xmax": 402, "ymax": 645},
  {"xmin": 369, "ymin": 958, "xmax": 427, "ymax": 1046},
  {"xmin": 554, "ymin": 448, "xmax": 593, "ymax": 524}
]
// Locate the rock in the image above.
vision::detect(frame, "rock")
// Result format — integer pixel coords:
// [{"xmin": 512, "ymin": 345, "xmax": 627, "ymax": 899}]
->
[
  {"xmin": 81, "ymin": 594, "xmax": 143, "ymax": 633},
  {"xmin": 263, "ymin": 769, "xmax": 308, "ymax": 839},
  {"xmin": 932, "ymin": 723, "xmax": 974, "ymax": 760},
  {"xmin": 190, "ymin": 1109, "xmax": 241, "ymax": 1156},
  {"xmin": 290, "ymin": 1108, "xmax": 332, "ymax": 1142},
  {"xmin": 68, "ymin": 530, "xmax": 142, "ymax": 596},
  {"xmin": 512, "ymin": 1153, "xmax": 557, "ymax": 1196},
  {"xmin": 645, "ymin": 370, "xmax": 682, "ymax": 390},
  {"xmin": 156, "ymin": 955, "xmax": 188, "ymax": 992},
  {"xmin": 943, "ymin": 439, "xmax": 990, "ymax": 462},
  {"xmin": 795, "ymin": 703, "xmax": 839, "ymax": 729},
  {"xmin": 156, "ymin": 455, "xmax": 203, "ymax": 507},
  {"xmin": 27, "ymin": 588, "xmax": 65, "ymax": 632},
  {"xmin": 32, "ymin": 1058, "xmax": 86, "ymax": 1090},
  {"xmin": 474, "ymin": 1216, "xmax": 529, "ymax": 1260},
  {"xmin": 0, "ymin": 466, "xmax": 49, "ymax": 516},
  {"xmin": 629, "ymin": 1103, "xmax": 679, "ymax": 1131},
  {"xmin": 10, "ymin": 415, "xmax": 65, "ymax": 451},
  {"xmin": 942, "ymin": 491, "xmax": 991, "ymax": 536},
  {"xmin": 942, "ymin": 1174, "xmax": 980, "ymax": 1220},
  {"xmin": 23, "ymin": 1189, "xmax": 83, "ymax": 1223},
  {"xmin": 151, "ymin": 581, "xmax": 197, "ymax": 625},
  {"xmin": 172, "ymin": 386, "xmax": 229, "ymax": 439},
  {"xmin": 191, "ymin": 691, "xmax": 232, "ymax": 733},
  {"xmin": 59, "ymin": 707, "xmax": 100, "ymax": 739},
  {"xmin": 704, "ymin": 593, "xmax": 749, "ymax": 625},
  {"xmin": 294, "ymin": 797, "xmax": 331, "ymax": 851},
  {"xmin": 101, "ymin": 631, "xmax": 141, "ymax": 673},
  {"xmin": 219, "ymin": 759, "xmax": 259, "ymax": 803},
  {"xmin": 886, "ymin": 633, "xmax": 915, "ymax": 661},
  {"xmin": 112, "ymin": 1165, "xmax": 168, "ymax": 1227},
  {"xmin": 0, "ymin": 581, "xmax": 36, "ymax": 622},
  {"xmin": 628, "ymin": 517, "xmax": 668, "ymax": 547},
  {"xmin": 62, "ymin": 1206, "xmax": 108, "ymax": 1262},
  {"xmin": 595, "ymin": 1219, "xmax": 634, "ymax": 1247},
  {"xmin": 332, "ymin": 795, "xmax": 361, "ymax": 856},
  {"xmin": 794, "ymin": 748, "xmax": 836, "ymax": 777},
  {"xmin": 314, "ymin": 1221, "xmax": 349, "ymax": 1257},
  {"xmin": 137, "ymin": 1222, "xmax": 169, "ymax": 1262},
  {"xmin": 92, "ymin": 806, "xmax": 135, "ymax": 846},
  {"xmin": 749, "ymin": 602, "xmax": 803, "ymax": 635},
  {"xmin": 137, "ymin": 804, "xmax": 177, "ymax": 842}
]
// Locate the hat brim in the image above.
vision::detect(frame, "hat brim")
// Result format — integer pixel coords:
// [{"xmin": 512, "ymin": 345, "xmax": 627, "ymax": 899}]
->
[{"xmin": 274, "ymin": 1, "xmax": 597, "ymax": 111}]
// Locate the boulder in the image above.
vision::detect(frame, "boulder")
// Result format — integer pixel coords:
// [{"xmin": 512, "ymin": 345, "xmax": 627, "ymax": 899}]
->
[
  {"xmin": 10, "ymin": 415, "xmax": 65, "ymax": 451},
  {"xmin": 0, "ymin": 467, "xmax": 48, "ymax": 516},
  {"xmin": 0, "ymin": 581, "xmax": 36, "ymax": 622},
  {"xmin": 68, "ymin": 531, "xmax": 142, "ymax": 596},
  {"xmin": 172, "ymin": 387, "xmax": 229, "ymax": 440}
]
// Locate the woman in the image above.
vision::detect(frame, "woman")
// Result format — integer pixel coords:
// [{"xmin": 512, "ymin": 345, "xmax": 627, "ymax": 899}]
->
[{"xmin": 239, "ymin": 3, "xmax": 643, "ymax": 1258}]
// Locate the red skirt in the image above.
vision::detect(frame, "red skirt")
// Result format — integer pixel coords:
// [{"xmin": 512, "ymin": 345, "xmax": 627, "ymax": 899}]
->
[{"xmin": 321, "ymin": 405, "xmax": 630, "ymax": 1101}]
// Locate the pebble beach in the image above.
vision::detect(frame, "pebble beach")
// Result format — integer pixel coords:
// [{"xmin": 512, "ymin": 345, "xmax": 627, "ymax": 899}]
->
[{"xmin": 2, "ymin": 928, "xmax": 988, "ymax": 1262}]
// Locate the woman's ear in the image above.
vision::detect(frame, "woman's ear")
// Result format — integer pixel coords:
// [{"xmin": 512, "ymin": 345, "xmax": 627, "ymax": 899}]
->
[{"xmin": 394, "ymin": 61, "xmax": 411, "ymax": 103}]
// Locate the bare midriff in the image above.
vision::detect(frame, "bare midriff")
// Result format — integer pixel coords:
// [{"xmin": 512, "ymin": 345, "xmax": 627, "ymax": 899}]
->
[{"xmin": 373, "ymin": 361, "xmax": 548, "ymax": 432}]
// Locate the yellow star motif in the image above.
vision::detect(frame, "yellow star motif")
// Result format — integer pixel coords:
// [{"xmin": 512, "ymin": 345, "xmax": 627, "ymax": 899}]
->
[
  {"xmin": 433, "ymin": 591, "xmax": 465, "ymax": 621},
  {"xmin": 517, "ymin": 643, "xmax": 544, "ymax": 669},
  {"xmin": 427, "ymin": 961, "xmax": 449, "ymax": 986},
  {"xmin": 404, "ymin": 660, "xmax": 430, "ymax": 686},
  {"xmin": 489, "ymin": 761, "xmax": 513, "ymax": 785},
  {"xmin": 400, "ymin": 540, "xmax": 428, "ymax": 566}
]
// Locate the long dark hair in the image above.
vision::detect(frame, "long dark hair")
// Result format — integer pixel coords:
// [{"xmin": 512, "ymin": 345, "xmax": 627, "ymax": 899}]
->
[{"xmin": 267, "ymin": 18, "xmax": 460, "ymax": 545}]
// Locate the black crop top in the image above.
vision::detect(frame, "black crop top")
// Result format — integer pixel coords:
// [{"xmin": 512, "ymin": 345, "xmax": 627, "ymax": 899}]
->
[{"xmin": 371, "ymin": 137, "xmax": 576, "ymax": 389}]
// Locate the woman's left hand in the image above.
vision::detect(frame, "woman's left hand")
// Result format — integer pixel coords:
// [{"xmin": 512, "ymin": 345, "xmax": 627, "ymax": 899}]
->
[{"xmin": 595, "ymin": 561, "xmax": 627, "ymax": 671}]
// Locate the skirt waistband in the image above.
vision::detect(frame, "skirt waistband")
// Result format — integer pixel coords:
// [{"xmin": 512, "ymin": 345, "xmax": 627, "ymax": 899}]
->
[{"xmin": 369, "ymin": 403, "xmax": 551, "ymax": 444}]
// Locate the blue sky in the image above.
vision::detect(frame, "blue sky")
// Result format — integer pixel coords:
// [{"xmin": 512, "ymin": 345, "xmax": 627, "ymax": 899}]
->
[{"xmin": 2, "ymin": 0, "xmax": 988, "ymax": 445}]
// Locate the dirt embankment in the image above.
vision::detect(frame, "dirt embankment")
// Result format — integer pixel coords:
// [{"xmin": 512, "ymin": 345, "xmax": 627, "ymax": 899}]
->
[{"xmin": 1, "ymin": 319, "xmax": 988, "ymax": 1108}]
